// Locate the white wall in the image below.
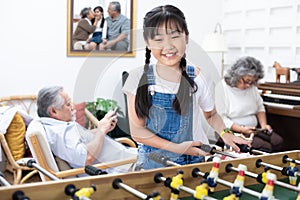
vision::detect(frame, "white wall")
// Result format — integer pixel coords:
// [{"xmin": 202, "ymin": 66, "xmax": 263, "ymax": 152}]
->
[
  {"xmin": 222, "ymin": 0, "xmax": 300, "ymax": 83},
  {"xmin": 0, "ymin": 0, "xmax": 222, "ymax": 111}
]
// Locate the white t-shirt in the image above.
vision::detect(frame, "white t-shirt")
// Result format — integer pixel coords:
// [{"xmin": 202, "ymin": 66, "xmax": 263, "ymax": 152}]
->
[
  {"xmin": 94, "ymin": 19, "xmax": 107, "ymax": 38},
  {"xmin": 40, "ymin": 118, "xmax": 137, "ymax": 173},
  {"xmin": 122, "ymin": 65, "xmax": 215, "ymax": 144},
  {"xmin": 215, "ymin": 80, "xmax": 265, "ymax": 128}
]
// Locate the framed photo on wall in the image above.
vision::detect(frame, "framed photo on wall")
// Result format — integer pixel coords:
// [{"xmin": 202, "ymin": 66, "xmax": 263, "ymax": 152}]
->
[{"xmin": 67, "ymin": 0, "xmax": 136, "ymax": 57}]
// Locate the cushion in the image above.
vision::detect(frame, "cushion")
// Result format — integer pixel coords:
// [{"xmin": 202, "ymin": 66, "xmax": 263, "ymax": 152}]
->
[
  {"xmin": 54, "ymin": 156, "xmax": 77, "ymax": 178},
  {"xmin": 5, "ymin": 113, "xmax": 26, "ymax": 160},
  {"xmin": 54, "ymin": 156, "xmax": 72, "ymax": 171},
  {"xmin": 75, "ymin": 102, "xmax": 85, "ymax": 127}
]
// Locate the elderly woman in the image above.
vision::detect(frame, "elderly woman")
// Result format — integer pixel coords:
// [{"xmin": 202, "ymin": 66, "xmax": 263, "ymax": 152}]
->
[
  {"xmin": 73, "ymin": 7, "xmax": 99, "ymax": 50},
  {"xmin": 216, "ymin": 56, "xmax": 283, "ymax": 152}
]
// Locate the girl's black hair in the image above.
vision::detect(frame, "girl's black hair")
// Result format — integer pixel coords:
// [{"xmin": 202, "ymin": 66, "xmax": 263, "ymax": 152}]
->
[
  {"xmin": 91, "ymin": 6, "xmax": 105, "ymax": 28},
  {"xmin": 135, "ymin": 5, "xmax": 198, "ymax": 119}
]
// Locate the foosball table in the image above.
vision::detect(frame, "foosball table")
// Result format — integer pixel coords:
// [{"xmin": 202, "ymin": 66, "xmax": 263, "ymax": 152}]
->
[{"xmin": 1, "ymin": 150, "xmax": 299, "ymax": 200}]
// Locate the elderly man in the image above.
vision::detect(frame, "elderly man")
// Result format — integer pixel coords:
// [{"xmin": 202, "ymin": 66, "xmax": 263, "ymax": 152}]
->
[
  {"xmin": 36, "ymin": 86, "xmax": 136, "ymax": 173},
  {"xmin": 100, "ymin": 1, "xmax": 130, "ymax": 51}
]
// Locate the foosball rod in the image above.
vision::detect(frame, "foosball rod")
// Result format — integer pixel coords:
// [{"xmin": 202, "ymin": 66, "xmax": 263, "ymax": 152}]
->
[
  {"xmin": 0, "ymin": 171, "xmax": 11, "ymax": 186},
  {"xmin": 226, "ymin": 163, "xmax": 300, "ymax": 192},
  {"xmin": 256, "ymin": 159, "xmax": 300, "ymax": 177},
  {"xmin": 149, "ymin": 152, "xmax": 181, "ymax": 167},
  {"xmin": 191, "ymin": 167, "xmax": 262, "ymax": 199},
  {"xmin": 282, "ymin": 155, "xmax": 300, "ymax": 165},
  {"xmin": 236, "ymin": 144, "xmax": 270, "ymax": 155},
  {"xmin": 198, "ymin": 144, "xmax": 238, "ymax": 158},
  {"xmin": 153, "ymin": 173, "xmax": 217, "ymax": 200},
  {"xmin": 113, "ymin": 178, "xmax": 159, "ymax": 200},
  {"xmin": 26, "ymin": 159, "xmax": 60, "ymax": 181}
]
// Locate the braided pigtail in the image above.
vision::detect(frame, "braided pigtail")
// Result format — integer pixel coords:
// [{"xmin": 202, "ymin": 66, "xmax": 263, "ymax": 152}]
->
[
  {"xmin": 173, "ymin": 55, "xmax": 198, "ymax": 115},
  {"xmin": 135, "ymin": 47, "xmax": 152, "ymax": 118}
]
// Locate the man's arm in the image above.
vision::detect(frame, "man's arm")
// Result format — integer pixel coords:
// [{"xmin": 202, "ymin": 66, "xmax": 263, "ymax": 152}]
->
[
  {"xmin": 105, "ymin": 33, "xmax": 127, "ymax": 48},
  {"xmin": 85, "ymin": 111, "xmax": 117, "ymax": 165}
]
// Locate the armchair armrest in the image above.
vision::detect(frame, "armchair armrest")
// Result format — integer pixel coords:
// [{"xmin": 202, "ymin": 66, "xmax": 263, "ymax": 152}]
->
[
  {"xmin": 115, "ymin": 137, "xmax": 136, "ymax": 148},
  {"xmin": 54, "ymin": 158, "xmax": 137, "ymax": 178},
  {"xmin": 84, "ymin": 108, "xmax": 136, "ymax": 148},
  {"xmin": 84, "ymin": 108, "xmax": 99, "ymax": 128}
]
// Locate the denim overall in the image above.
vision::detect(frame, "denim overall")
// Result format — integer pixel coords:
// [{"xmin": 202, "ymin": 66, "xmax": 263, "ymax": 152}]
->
[{"xmin": 135, "ymin": 65, "xmax": 204, "ymax": 170}]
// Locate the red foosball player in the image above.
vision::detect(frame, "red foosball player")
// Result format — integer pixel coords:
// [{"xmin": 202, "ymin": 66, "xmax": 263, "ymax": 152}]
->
[
  {"xmin": 207, "ymin": 156, "xmax": 221, "ymax": 192},
  {"xmin": 231, "ymin": 164, "xmax": 247, "ymax": 198},
  {"xmin": 194, "ymin": 179, "xmax": 209, "ymax": 200},
  {"xmin": 286, "ymin": 161, "xmax": 298, "ymax": 185},
  {"xmin": 260, "ymin": 173, "xmax": 276, "ymax": 200},
  {"xmin": 170, "ymin": 170, "xmax": 184, "ymax": 200}
]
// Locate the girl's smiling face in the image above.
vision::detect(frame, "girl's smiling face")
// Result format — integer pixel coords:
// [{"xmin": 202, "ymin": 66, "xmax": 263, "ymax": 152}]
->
[{"xmin": 146, "ymin": 22, "xmax": 188, "ymax": 68}]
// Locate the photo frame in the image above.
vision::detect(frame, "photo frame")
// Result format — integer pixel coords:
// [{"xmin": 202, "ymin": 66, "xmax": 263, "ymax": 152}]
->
[{"xmin": 67, "ymin": 0, "xmax": 136, "ymax": 57}]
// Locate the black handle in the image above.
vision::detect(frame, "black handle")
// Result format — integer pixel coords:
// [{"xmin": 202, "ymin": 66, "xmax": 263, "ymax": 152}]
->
[{"xmin": 85, "ymin": 165, "xmax": 107, "ymax": 176}]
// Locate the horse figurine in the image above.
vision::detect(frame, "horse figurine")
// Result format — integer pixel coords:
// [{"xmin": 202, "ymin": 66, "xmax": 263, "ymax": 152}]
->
[{"xmin": 273, "ymin": 61, "xmax": 290, "ymax": 84}]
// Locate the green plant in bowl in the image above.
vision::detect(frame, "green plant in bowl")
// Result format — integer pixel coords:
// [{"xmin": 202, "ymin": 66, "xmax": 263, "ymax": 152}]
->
[{"xmin": 86, "ymin": 98, "xmax": 124, "ymax": 120}]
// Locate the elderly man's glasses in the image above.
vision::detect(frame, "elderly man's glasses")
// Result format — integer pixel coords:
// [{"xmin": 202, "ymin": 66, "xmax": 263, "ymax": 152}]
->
[{"xmin": 241, "ymin": 77, "xmax": 256, "ymax": 86}]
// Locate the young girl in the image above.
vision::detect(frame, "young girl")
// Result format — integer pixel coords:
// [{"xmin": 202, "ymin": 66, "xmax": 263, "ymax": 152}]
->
[
  {"xmin": 88, "ymin": 6, "xmax": 107, "ymax": 50},
  {"xmin": 123, "ymin": 5, "xmax": 249, "ymax": 170}
]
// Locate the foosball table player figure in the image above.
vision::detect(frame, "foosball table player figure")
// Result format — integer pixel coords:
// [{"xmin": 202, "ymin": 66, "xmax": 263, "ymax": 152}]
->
[
  {"xmin": 260, "ymin": 173, "xmax": 276, "ymax": 200},
  {"xmin": 261, "ymin": 167, "xmax": 272, "ymax": 184},
  {"xmin": 223, "ymin": 193, "xmax": 239, "ymax": 200},
  {"xmin": 286, "ymin": 160, "xmax": 299, "ymax": 186},
  {"xmin": 207, "ymin": 156, "xmax": 221, "ymax": 192},
  {"xmin": 194, "ymin": 179, "xmax": 209, "ymax": 200},
  {"xmin": 228, "ymin": 164, "xmax": 247, "ymax": 199},
  {"xmin": 170, "ymin": 170, "xmax": 184, "ymax": 200},
  {"xmin": 65, "ymin": 184, "xmax": 96, "ymax": 200},
  {"xmin": 147, "ymin": 191, "xmax": 163, "ymax": 200}
]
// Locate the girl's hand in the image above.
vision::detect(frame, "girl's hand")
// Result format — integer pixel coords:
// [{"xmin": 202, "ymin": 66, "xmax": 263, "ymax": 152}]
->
[{"xmin": 177, "ymin": 141, "xmax": 210, "ymax": 156}]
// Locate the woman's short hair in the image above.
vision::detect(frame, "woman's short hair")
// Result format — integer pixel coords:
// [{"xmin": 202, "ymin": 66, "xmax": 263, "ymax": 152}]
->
[
  {"xmin": 224, "ymin": 56, "xmax": 264, "ymax": 87},
  {"xmin": 80, "ymin": 7, "xmax": 92, "ymax": 18},
  {"xmin": 37, "ymin": 86, "xmax": 64, "ymax": 117}
]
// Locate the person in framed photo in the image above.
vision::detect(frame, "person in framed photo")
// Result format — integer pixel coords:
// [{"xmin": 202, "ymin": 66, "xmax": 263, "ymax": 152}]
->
[{"xmin": 99, "ymin": 1, "xmax": 130, "ymax": 51}]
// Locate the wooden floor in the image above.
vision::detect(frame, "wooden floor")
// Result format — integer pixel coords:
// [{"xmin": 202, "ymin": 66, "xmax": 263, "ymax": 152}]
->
[{"xmin": 2, "ymin": 170, "xmax": 41, "ymax": 185}]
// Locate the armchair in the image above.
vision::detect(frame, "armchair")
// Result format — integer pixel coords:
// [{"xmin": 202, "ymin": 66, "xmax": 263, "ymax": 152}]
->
[
  {"xmin": 0, "ymin": 95, "xmax": 38, "ymax": 184},
  {"xmin": 26, "ymin": 113, "xmax": 137, "ymax": 181}
]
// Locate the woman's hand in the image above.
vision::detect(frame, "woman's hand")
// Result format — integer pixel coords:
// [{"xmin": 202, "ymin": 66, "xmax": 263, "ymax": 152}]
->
[
  {"xmin": 241, "ymin": 125, "xmax": 256, "ymax": 135},
  {"xmin": 98, "ymin": 110, "xmax": 118, "ymax": 134},
  {"xmin": 221, "ymin": 132, "xmax": 251, "ymax": 153},
  {"xmin": 261, "ymin": 124, "xmax": 272, "ymax": 132}
]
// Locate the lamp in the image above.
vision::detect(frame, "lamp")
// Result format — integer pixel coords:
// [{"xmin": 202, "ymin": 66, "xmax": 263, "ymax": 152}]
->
[{"xmin": 202, "ymin": 23, "xmax": 228, "ymax": 77}]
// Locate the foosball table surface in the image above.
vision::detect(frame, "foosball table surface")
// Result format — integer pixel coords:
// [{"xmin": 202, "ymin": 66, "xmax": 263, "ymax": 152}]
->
[{"xmin": 0, "ymin": 150, "xmax": 299, "ymax": 200}]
